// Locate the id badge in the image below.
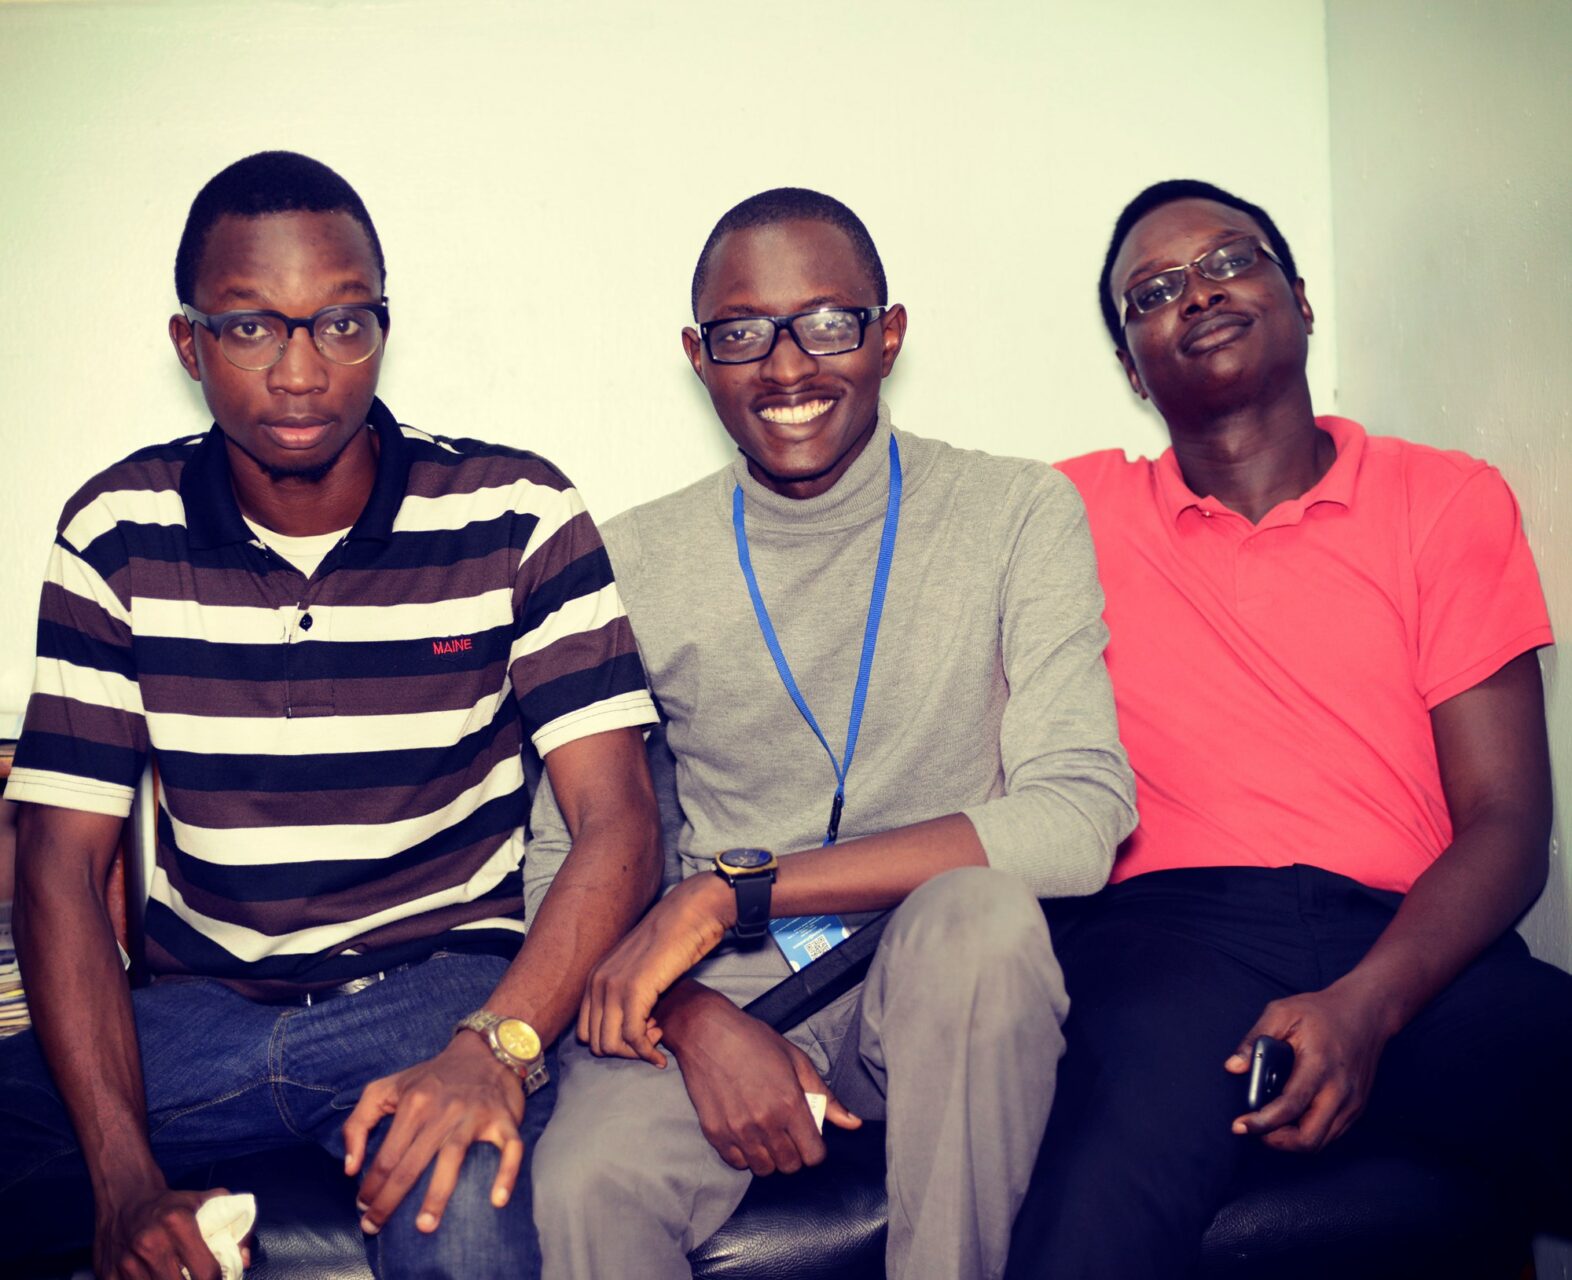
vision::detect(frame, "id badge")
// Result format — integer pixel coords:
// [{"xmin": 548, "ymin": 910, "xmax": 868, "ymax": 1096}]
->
[{"xmin": 769, "ymin": 913, "xmax": 852, "ymax": 972}]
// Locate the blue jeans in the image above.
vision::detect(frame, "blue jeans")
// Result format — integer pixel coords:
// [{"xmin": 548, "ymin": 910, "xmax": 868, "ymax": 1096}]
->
[{"xmin": 0, "ymin": 952, "xmax": 555, "ymax": 1279}]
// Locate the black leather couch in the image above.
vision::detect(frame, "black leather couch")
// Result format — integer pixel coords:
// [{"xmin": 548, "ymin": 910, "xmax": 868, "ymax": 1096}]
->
[
  {"xmin": 19, "ymin": 734, "xmax": 1562, "ymax": 1278},
  {"xmin": 50, "ymin": 1124, "xmax": 1528, "ymax": 1280}
]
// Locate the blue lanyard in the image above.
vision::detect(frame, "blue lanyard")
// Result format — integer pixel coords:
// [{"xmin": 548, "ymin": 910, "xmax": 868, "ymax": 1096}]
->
[{"xmin": 732, "ymin": 434, "xmax": 903, "ymax": 846}]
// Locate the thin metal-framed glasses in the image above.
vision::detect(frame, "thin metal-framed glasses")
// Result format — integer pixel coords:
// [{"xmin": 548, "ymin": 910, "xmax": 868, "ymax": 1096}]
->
[
  {"xmin": 699, "ymin": 306, "xmax": 889, "ymax": 365},
  {"xmin": 182, "ymin": 299, "xmax": 391, "ymax": 371},
  {"xmin": 1120, "ymin": 239, "xmax": 1283, "ymax": 327}
]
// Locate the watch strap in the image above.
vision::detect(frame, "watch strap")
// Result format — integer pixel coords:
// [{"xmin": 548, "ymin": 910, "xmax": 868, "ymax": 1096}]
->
[
  {"xmin": 453, "ymin": 1009, "xmax": 550, "ymax": 1096},
  {"xmin": 732, "ymin": 873, "xmax": 772, "ymax": 941}
]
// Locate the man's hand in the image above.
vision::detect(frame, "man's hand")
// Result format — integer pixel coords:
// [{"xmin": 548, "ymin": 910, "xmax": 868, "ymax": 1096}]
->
[
  {"xmin": 343, "ymin": 1031, "xmax": 525, "ymax": 1236},
  {"xmin": 1225, "ymin": 980, "xmax": 1395, "ymax": 1152},
  {"xmin": 94, "ymin": 1183, "xmax": 241, "ymax": 1280},
  {"xmin": 660, "ymin": 984, "xmax": 859, "ymax": 1175},
  {"xmin": 578, "ymin": 873, "xmax": 732, "ymax": 1065}
]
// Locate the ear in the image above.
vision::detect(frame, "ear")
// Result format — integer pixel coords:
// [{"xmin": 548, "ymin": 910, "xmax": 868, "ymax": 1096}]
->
[
  {"xmin": 1293, "ymin": 279, "xmax": 1314, "ymax": 334},
  {"xmin": 680, "ymin": 326, "xmax": 706, "ymax": 382},
  {"xmin": 877, "ymin": 304, "xmax": 908, "ymax": 377},
  {"xmin": 1116, "ymin": 346, "xmax": 1148, "ymax": 400},
  {"xmin": 170, "ymin": 314, "xmax": 202, "ymax": 383}
]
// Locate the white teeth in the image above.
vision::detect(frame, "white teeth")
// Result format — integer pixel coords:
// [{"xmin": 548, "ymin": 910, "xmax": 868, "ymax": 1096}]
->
[{"xmin": 758, "ymin": 399, "xmax": 833, "ymax": 425}]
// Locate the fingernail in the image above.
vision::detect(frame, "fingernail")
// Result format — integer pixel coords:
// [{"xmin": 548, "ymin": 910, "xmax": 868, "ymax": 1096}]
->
[
  {"xmin": 1226, "ymin": 1055, "xmax": 1245, "ymax": 1068},
  {"xmin": 417, "ymin": 1212, "xmax": 437, "ymax": 1232},
  {"xmin": 492, "ymin": 1188, "xmax": 509, "ymax": 1207},
  {"xmin": 361, "ymin": 1215, "xmax": 379, "ymax": 1235},
  {"xmin": 1231, "ymin": 1121, "xmax": 1247, "ymax": 1134},
  {"xmin": 355, "ymin": 1200, "xmax": 368, "ymax": 1213}
]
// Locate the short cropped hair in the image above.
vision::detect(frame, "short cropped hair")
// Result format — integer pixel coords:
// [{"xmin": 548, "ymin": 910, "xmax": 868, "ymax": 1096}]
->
[
  {"xmin": 691, "ymin": 187, "xmax": 887, "ymax": 319},
  {"xmin": 1098, "ymin": 179, "xmax": 1297, "ymax": 349},
  {"xmin": 174, "ymin": 151, "xmax": 385, "ymax": 305}
]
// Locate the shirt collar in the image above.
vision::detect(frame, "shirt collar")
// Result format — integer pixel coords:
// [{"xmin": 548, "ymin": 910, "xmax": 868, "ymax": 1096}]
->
[
  {"xmin": 1154, "ymin": 415, "xmax": 1366, "ymax": 527},
  {"xmin": 181, "ymin": 397, "xmax": 410, "ymax": 549}
]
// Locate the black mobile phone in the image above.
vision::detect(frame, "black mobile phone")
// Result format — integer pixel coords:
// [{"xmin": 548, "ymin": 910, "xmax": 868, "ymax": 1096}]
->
[{"xmin": 1245, "ymin": 1035, "xmax": 1295, "ymax": 1111}]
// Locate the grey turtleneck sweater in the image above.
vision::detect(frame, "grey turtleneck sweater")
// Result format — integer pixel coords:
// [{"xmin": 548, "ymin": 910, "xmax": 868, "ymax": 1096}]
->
[{"xmin": 526, "ymin": 403, "xmax": 1134, "ymax": 919}]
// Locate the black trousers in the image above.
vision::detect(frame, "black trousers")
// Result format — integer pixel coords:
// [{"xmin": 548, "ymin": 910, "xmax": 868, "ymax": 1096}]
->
[{"xmin": 1005, "ymin": 865, "xmax": 1572, "ymax": 1280}]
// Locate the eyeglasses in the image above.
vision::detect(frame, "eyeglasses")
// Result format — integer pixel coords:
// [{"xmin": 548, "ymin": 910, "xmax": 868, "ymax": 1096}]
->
[
  {"xmin": 182, "ymin": 299, "xmax": 390, "ymax": 371},
  {"xmin": 698, "ymin": 306, "xmax": 889, "ymax": 365},
  {"xmin": 1121, "ymin": 239, "xmax": 1283, "ymax": 326}
]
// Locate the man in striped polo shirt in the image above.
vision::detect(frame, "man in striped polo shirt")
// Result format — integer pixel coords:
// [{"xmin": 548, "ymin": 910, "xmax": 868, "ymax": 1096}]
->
[{"xmin": 0, "ymin": 152, "xmax": 661, "ymax": 1280}]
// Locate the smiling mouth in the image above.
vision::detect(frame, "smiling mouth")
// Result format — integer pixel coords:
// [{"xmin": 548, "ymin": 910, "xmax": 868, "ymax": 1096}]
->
[{"xmin": 757, "ymin": 399, "xmax": 834, "ymax": 426}]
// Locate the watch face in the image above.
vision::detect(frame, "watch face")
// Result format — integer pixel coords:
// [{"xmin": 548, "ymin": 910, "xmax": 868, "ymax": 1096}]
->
[
  {"xmin": 720, "ymin": 847, "xmax": 774, "ymax": 871},
  {"xmin": 495, "ymin": 1018, "xmax": 541, "ymax": 1062}
]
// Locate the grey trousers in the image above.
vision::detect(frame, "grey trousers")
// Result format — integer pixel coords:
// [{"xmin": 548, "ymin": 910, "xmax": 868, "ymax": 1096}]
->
[{"xmin": 533, "ymin": 867, "xmax": 1068, "ymax": 1280}]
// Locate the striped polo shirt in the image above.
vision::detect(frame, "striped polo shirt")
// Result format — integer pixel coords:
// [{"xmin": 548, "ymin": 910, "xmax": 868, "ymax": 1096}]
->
[{"xmin": 8, "ymin": 399, "xmax": 657, "ymax": 997}]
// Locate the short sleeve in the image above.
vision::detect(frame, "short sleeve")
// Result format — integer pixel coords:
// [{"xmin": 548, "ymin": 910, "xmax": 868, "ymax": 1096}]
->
[
  {"xmin": 7, "ymin": 531, "xmax": 148, "ymax": 817},
  {"xmin": 1414, "ymin": 466, "xmax": 1552, "ymax": 708},
  {"xmin": 507, "ymin": 478, "xmax": 657, "ymax": 757}
]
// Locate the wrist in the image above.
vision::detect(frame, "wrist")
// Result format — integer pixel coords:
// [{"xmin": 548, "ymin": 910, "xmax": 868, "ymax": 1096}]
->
[
  {"xmin": 679, "ymin": 868, "xmax": 738, "ymax": 930},
  {"xmin": 1326, "ymin": 971, "xmax": 1408, "ymax": 1040},
  {"xmin": 655, "ymin": 979, "xmax": 732, "ymax": 1050},
  {"xmin": 91, "ymin": 1153, "xmax": 166, "ymax": 1213}
]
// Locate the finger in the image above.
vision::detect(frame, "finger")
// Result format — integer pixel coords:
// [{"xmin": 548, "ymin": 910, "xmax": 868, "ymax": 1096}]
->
[
  {"xmin": 1232, "ymin": 1059, "xmax": 1322, "ymax": 1135},
  {"xmin": 359, "ymin": 1110, "xmax": 431, "ymax": 1230},
  {"xmin": 577, "ymin": 987, "xmax": 594, "ymax": 1046},
  {"xmin": 343, "ymin": 1079, "xmax": 400, "ymax": 1177},
  {"xmin": 788, "ymin": 1045, "xmax": 860, "ymax": 1128},
  {"xmin": 490, "ymin": 1133, "xmax": 526, "ymax": 1207},
  {"xmin": 1265, "ymin": 1081, "xmax": 1347, "ymax": 1153},
  {"xmin": 1226, "ymin": 1014, "xmax": 1279, "ymax": 1072},
  {"xmin": 412, "ymin": 1141, "xmax": 468, "ymax": 1233},
  {"xmin": 615, "ymin": 996, "xmax": 667, "ymax": 1068},
  {"xmin": 741, "ymin": 1130, "xmax": 779, "ymax": 1177}
]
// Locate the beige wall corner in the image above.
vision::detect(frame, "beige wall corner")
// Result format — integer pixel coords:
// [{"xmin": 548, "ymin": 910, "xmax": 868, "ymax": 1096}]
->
[{"xmin": 1326, "ymin": 0, "xmax": 1572, "ymax": 976}]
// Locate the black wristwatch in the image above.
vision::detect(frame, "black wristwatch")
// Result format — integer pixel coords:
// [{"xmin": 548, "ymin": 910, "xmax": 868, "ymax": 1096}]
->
[{"xmin": 713, "ymin": 847, "xmax": 779, "ymax": 941}]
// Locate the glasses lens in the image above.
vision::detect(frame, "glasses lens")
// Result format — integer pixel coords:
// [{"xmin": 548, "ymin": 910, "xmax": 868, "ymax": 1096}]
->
[
  {"xmin": 218, "ymin": 313, "xmax": 287, "ymax": 370},
  {"xmin": 1127, "ymin": 272, "xmax": 1186, "ymax": 316},
  {"xmin": 707, "ymin": 318, "xmax": 777, "ymax": 364},
  {"xmin": 790, "ymin": 309, "xmax": 865, "ymax": 356},
  {"xmin": 312, "ymin": 307, "xmax": 383, "ymax": 366},
  {"xmin": 1197, "ymin": 239, "xmax": 1259, "ymax": 283}
]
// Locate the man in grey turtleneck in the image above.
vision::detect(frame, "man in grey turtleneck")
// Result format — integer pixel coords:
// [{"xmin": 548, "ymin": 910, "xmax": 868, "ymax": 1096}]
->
[{"xmin": 527, "ymin": 188, "xmax": 1136, "ymax": 1280}]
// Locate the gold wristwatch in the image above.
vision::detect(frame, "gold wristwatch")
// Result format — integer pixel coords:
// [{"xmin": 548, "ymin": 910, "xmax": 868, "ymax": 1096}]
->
[{"xmin": 454, "ymin": 1010, "xmax": 550, "ymax": 1096}]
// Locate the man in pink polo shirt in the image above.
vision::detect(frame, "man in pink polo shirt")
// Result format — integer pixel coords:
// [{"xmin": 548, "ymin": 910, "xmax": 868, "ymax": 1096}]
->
[{"xmin": 1005, "ymin": 180, "xmax": 1572, "ymax": 1279}]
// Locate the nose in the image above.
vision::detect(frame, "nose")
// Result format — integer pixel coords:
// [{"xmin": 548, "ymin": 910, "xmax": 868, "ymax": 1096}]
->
[
  {"xmin": 758, "ymin": 325, "xmax": 818, "ymax": 386},
  {"xmin": 1180, "ymin": 270, "xmax": 1229, "ymax": 317},
  {"xmin": 266, "ymin": 326, "xmax": 330, "ymax": 395}
]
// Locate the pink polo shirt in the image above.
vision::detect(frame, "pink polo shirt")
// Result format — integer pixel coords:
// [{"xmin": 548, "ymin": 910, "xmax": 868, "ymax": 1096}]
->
[{"xmin": 1059, "ymin": 417, "xmax": 1552, "ymax": 893}]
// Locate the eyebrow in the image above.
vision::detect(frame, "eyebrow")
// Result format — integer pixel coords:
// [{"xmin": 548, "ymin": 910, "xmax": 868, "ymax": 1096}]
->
[
  {"xmin": 708, "ymin": 294, "xmax": 860, "ymax": 320},
  {"xmin": 1123, "ymin": 229, "xmax": 1256, "ymax": 287},
  {"xmin": 210, "ymin": 278, "xmax": 378, "ymax": 308}
]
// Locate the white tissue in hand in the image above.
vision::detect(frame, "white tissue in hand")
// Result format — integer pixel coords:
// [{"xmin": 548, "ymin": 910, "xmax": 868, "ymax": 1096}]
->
[
  {"xmin": 196, "ymin": 1192, "xmax": 256, "ymax": 1280},
  {"xmin": 805, "ymin": 1091, "xmax": 827, "ymax": 1134}
]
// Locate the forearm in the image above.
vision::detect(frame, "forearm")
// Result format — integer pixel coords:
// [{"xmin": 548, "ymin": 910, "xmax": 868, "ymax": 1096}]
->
[
  {"xmin": 489, "ymin": 803, "xmax": 662, "ymax": 1042},
  {"xmin": 15, "ymin": 812, "xmax": 162, "ymax": 1207},
  {"xmin": 1333, "ymin": 808, "xmax": 1546, "ymax": 1037}
]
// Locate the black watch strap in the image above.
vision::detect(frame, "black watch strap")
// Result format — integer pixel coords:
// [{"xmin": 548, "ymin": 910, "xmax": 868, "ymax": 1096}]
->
[{"xmin": 732, "ymin": 874, "xmax": 773, "ymax": 940}]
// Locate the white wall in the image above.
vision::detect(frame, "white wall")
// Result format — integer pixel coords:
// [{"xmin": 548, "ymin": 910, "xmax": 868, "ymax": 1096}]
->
[
  {"xmin": 1323, "ymin": 5, "xmax": 1569, "ymax": 1260},
  {"xmin": 0, "ymin": 0, "xmax": 1338, "ymax": 723},
  {"xmin": 1325, "ymin": 0, "xmax": 1571, "ymax": 969}
]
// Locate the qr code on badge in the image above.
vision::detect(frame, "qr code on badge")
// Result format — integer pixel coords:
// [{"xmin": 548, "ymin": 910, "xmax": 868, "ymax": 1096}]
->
[{"xmin": 804, "ymin": 934, "xmax": 832, "ymax": 961}]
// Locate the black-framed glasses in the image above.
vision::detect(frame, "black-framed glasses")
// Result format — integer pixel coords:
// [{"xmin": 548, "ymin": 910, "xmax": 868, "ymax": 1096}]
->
[
  {"xmin": 182, "ymin": 299, "xmax": 390, "ymax": 370},
  {"xmin": 1121, "ymin": 239, "xmax": 1284, "ymax": 326},
  {"xmin": 698, "ymin": 306, "xmax": 889, "ymax": 365}
]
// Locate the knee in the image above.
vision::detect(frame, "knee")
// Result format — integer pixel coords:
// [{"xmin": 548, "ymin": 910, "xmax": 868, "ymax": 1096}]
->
[
  {"xmin": 373, "ymin": 1145, "xmax": 536, "ymax": 1279},
  {"xmin": 888, "ymin": 868, "xmax": 1065, "ymax": 1006}
]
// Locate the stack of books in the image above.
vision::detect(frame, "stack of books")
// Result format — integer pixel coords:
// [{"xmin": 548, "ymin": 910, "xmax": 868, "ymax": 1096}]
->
[{"xmin": 0, "ymin": 903, "xmax": 25, "ymax": 1039}]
